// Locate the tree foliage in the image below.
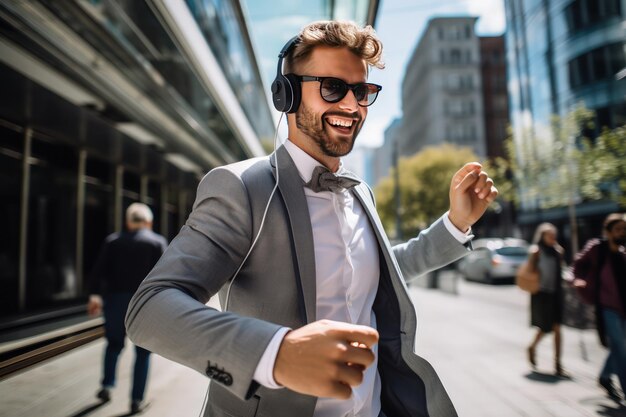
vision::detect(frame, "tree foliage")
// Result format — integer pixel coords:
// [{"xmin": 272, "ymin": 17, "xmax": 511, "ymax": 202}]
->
[
  {"xmin": 499, "ymin": 105, "xmax": 625, "ymax": 209},
  {"xmin": 375, "ymin": 144, "xmax": 480, "ymax": 239}
]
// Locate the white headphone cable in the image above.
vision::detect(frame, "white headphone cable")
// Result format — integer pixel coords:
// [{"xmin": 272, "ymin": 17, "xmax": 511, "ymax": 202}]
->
[{"xmin": 198, "ymin": 112, "xmax": 285, "ymax": 417}]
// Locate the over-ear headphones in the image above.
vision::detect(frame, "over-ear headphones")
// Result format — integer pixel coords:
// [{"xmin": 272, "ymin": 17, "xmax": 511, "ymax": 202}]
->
[{"xmin": 271, "ymin": 36, "xmax": 301, "ymax": 113}]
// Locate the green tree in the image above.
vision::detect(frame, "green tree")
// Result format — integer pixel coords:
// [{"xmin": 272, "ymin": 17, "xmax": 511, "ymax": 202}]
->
[
  {"xmin": 375, "ymin": 144, "xmax": 480, "ymax": 239},
  {"xmin": 495, "ymin": 105, "xmax": 625, "ymax": 251}
]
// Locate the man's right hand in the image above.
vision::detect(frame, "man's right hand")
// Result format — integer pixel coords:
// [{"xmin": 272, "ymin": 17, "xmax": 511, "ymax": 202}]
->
[{"xmin": 273, "ymin": 319, "xmax": 379, "ymax": 399}]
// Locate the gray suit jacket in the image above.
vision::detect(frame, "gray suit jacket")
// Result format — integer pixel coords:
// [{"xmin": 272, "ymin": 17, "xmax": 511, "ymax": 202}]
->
[{"xmin": 126, "ymin": 145, "xmax": 469, "ymax": 417}]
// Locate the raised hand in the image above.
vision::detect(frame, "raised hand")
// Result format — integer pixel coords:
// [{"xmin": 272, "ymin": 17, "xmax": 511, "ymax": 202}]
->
[
  {"xmin": 448, "ymin": 162, "xmax": 498, "ymax": 233},
  {"xmin": 273, "ymin": 319, "xmax": 379, "ymax": 399}
]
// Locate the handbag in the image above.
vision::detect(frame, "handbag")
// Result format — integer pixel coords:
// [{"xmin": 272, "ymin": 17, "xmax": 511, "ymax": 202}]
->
[{"xmin": 516, "ymin": 254, "xmax": 540, "ymax": 294}]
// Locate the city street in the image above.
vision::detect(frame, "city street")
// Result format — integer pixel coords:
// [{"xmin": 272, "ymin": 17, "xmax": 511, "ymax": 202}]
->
[
  {"xmin": 411, "ymin": 273, "xmax": 625, "ymax": 417},
  {"xmin": 1, "ymin": 277, "xmax": 625, "ymax": 417}
]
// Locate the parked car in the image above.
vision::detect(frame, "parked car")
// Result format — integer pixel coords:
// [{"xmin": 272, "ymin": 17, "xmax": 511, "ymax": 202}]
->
[{"xmin": 458, "ymin": 238, "xmax": 529, "ymax": 283}]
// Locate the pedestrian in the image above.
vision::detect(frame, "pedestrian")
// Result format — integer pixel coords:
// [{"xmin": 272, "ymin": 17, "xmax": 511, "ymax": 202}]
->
[
  {"xmin": 125, "ymin": 20, "xmax": 498, "ymax": 417},
  {"xmin": 88, "ymin": 203, "xmax": 167, "ymax": 414},
  {"xmin": 526, "ymin": 222, "xmax": 569, "ymax": 377},
  {"xmin": 573, "ymin": 213, "xmax": 626, "ymax": 401}
]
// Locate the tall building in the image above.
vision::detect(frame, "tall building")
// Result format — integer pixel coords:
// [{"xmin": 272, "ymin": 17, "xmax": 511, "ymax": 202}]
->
[
  {"xmin": 480, "ymin": 36, "xmax": 509, "ymax": 158},
  {"xmin": 396, "ymin": 17, "xmax": 487, "ymax": 158},
  {"xmin": 504, "ymin": 0, "xmax": 625, "ymax": 244},
  {"xmin": 0, "ymin": 0, "xmax": 379, "ymax": 363}
]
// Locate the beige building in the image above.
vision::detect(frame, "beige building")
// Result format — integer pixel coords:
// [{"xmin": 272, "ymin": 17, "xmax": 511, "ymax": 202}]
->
[{"xmin": 396, "ymin": 16, "xmax": 487, "ymax": 158}]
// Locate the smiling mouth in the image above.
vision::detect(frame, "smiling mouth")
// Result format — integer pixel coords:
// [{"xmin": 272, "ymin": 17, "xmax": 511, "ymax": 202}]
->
[{"xmin": 325, "ymin": 116, "xmax": 356, "ymax": 134}]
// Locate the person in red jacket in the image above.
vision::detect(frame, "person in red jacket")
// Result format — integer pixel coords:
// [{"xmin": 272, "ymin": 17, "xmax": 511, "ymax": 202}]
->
[{"xmin": 573, "ymin": 213, "xmax": 626, "ymax": 402}]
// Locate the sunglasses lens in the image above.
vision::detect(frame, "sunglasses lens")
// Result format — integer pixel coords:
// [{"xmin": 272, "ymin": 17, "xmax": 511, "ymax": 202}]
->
[
  {"xmin": 320, "ymin": 78, "xmax": 347, "ymax": 102},
  {"xmin": 362, "ymin": 84, "xmax": 380, "ymax": 106},
  {"xmin": 319, "ymin": 78, "xmax": 380, "ymax": 106}
]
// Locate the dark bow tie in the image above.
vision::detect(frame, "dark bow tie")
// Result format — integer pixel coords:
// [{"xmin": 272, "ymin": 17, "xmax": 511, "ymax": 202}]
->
[{"xmin": 305, "ymin": 166, "xmax": 361, "ymax": 193}]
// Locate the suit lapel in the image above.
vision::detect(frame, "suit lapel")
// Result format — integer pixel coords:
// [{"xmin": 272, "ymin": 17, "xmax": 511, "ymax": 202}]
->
[{"xmin": 271, "ymin": 146, "xmax": 317, "ymax": 323}]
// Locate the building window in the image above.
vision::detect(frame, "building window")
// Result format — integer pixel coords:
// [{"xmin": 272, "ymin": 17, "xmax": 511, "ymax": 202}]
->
[
  {"xmin": 565, "ymin": 0, "xmax": 622, "ymax": 34},
  {"xmin": 450, "ymin": 49, "xmax": 462, "ymax": 64},
  {"xmin": 568, "ymin": 42, "xmax": 625, "ymax": 89},
  {"xmin": 27, "ymin": 137, "xmax": 79, "ymax": 311},
  {"xmin": 0, "ymin": 127, "xmax": 23, "ymax": 316}
]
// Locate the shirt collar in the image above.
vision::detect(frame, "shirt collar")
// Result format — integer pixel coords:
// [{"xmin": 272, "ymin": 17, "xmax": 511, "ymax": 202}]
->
[{"xmin": 283, "ymin": 139, "xmax": 345, "ymax": 183}]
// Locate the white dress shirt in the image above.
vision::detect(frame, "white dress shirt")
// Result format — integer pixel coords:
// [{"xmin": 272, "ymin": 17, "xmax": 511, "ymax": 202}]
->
[{"xmin": 253, "ymin": 140, "xmax": 471, "ymax": 417}]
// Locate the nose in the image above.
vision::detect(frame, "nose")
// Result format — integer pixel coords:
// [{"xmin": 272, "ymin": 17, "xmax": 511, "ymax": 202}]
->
[{"xmin": 337, "ymin": 88, "xmax": 359, "ymax": 111}]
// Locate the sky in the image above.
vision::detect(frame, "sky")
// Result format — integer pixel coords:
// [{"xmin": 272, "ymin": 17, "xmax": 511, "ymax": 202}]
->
[{"xmin": 244, "ymin": 0, "xmax": 506, "ymax": 148}]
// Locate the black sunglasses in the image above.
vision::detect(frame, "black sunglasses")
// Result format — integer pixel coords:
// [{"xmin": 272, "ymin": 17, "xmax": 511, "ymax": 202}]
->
[{"xmin": 294, "ymin": 75, "xmax": 382, "ymax": 107}]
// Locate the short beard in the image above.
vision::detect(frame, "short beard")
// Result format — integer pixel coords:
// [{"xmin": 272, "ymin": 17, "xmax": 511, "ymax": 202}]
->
[{"xmin": 295, "ymin": 103, "xmax": 362, "ymax": 157}]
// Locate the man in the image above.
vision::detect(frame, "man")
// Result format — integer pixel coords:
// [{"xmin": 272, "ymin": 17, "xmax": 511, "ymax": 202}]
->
[
  {"xmin": 126, "ymin": 21, "xmax": 497, "ymax": 417},
  {"xmin": 574, "ymin": 213, "xmax": 626, "ymax": 402},
  {"xmin": 89, "ymin": 203, "xmax": 167, "ymax": 414}
]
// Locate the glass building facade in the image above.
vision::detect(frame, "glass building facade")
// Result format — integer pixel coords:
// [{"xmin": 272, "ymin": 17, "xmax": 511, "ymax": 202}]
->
[
  {"xmin": 504, "ymin": 0, "xmax": 625, "ymax": 243},
  {"xmin": 0, "ymin": 0, "xmax": 273, "ymax": 332}
]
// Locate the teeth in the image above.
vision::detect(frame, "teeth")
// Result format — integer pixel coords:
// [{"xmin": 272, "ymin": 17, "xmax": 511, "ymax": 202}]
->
[{"xmin": 327, "ymin": 118, "xmax": 353, "ymax": 128}]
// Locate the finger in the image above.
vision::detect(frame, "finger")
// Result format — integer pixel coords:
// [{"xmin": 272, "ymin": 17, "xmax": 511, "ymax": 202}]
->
[
  {"xmin": 336, "ymin": 363, "xmax": 365, "ymax": 387},
  {"xmin": 452, "ymin": 162, "xmax": 481, "ymax": 186},
  {"xmin": 340, "ymin": 344, "xmax": 376, "ymax": 368},
  {"xmin": 328, "ymin": 324, "xmax": 379, "ymax": 348},
  {"xmin": 484, "ymin": 185, "xmax": 498, "ymax": 203},
  {"xmin": 454, "ymin": 169, "xmax": 480, "ymax": 193},
  {"xmin": 327, "ymin": 381, "xmax": 353, "ymax": 399},
  {"xmin": 474, "ymin": 176, "xmax": 493, "ymax": 199}
]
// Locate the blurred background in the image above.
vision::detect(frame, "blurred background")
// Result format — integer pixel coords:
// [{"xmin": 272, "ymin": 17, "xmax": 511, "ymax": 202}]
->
[{"xmin": 0, "ymin": 0, "xmax": 624, "ymax": 416}]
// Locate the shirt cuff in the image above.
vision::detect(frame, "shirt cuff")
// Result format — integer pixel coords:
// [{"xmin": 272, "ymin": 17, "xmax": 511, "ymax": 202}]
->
[
  {"xmin": 253, "ymin": 327, "xmax": 291, "ymax": 389},
  {"xmin": 443, "ymin": 211, "xmax": 474, "ymax": 244}
]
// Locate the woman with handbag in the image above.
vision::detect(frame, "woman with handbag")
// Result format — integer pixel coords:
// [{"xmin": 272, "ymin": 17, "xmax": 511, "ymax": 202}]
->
[{"xmin": 526, "ymin": 222, "xmax": 569, "ymax": 377}]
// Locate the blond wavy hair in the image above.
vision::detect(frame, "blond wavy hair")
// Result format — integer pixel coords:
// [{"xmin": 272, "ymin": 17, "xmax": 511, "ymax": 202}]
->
[{"xmin": 285, "ymin": 20, "xmax": 385, "ymax": 73}]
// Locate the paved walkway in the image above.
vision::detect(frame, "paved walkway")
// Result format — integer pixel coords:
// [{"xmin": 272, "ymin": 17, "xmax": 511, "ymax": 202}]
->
[
  {"xmin": 1, "ymin": 278, "xmax": 626, "ymax": 416},
  {"xmin": 410, "ymin": 273, "xmax": 626, "ymax": 417}
]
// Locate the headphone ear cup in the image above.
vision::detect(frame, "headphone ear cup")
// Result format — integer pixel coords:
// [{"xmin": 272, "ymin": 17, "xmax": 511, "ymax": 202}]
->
[
  {"xmin": 271, "ymin": 75, "xmax": 291, "ymax": 113},
  {"xmin": 283, "ymin": 73, "xmax": 301, "ymax": 114}
]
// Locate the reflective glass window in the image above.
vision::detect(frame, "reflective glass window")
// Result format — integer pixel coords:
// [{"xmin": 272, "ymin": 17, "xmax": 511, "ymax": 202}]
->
[
  {"xmin": 166, "ymin": 185, "xmax": 180, "ymax": 242},
  {"xmin": 83, "ymin": 157, "xmax": 114, "ymax": 289},
  {"xmin": 186, "ymin": 0, "xmax": 274, "ymax": 144},
  {"xmin": 0, "ymin": 127, "xmax": 22, "ymax": 317},
  {"xmin": 147, "ymin": 179, "xmax": 163, "ymax": 235},
  {"xmin": 26, "ymin": 137, "xmax": 78, "ymax": 311},
  {"xmin": 122, "ymin": 171, "xmax": 141, "ymax": 221}
]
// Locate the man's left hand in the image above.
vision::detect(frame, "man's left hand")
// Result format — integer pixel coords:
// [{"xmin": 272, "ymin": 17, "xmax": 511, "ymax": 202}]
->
[
  {"xmin": 88, "ymin": 295, "xmax": 103, "ymax": 317},
  {"xmin": 448, "ymin": 162, "xmax": 498, "ymax": 233}
]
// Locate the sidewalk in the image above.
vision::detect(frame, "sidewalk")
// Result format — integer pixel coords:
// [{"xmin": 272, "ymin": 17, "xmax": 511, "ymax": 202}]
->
[
  {"xmin": 2, "ymin": 279, "xmax": 626, "ymax": 416},
  {"xmin": 0, "ymin": 338, "xmax": 208, "ymax": 417},
  {"xmin": 410, "ymin": 274, "xmax": 626, "ymax": 417}
]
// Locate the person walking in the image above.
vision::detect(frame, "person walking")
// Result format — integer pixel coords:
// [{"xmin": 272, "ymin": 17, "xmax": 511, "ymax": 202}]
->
[
  {"xmin": 526, "ymin": 222, "xmax": 569, "ymax": 377},
  {"xmin": 573, "ymin": 213, "xmax": 626, "ymax": 401},
  {"xmin": 125, "ymin": 20, "xmax": 498, "ymax": 417},
  {"xmin": 88, "ymin": 203, "xmax": 167, "ymax": 414}
]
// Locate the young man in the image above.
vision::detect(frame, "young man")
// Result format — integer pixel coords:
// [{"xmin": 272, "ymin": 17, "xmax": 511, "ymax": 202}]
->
[
  {"xmin": 574, "ymin": 213, "xmax": 626, "ymax": 402},
  {"xmin": 89, "ymin": 203, "xmax": 167, "ymax": 414},
  {"xmin": 126, "ymin": 21, "xmax": 497, "ymax": 417}
]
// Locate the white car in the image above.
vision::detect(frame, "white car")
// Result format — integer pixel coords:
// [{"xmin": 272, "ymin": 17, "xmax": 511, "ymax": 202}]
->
[{"xmin": 458, "ymin": 238, "xmax": 529, "ymax": 283}]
